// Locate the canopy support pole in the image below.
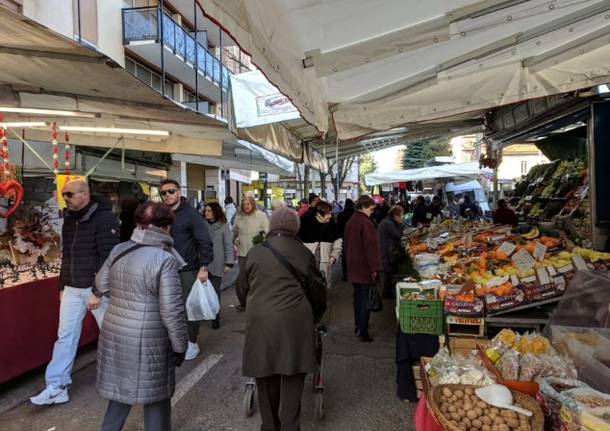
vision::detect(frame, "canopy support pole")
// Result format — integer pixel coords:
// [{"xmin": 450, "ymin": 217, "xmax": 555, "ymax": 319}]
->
[
  {"xmin": 492, "ymin": 148, "xmax": 499, "ymax": 209},
  {"xmin": 335, "ymin": 137, "xmax": 339, "ymax": 199}
]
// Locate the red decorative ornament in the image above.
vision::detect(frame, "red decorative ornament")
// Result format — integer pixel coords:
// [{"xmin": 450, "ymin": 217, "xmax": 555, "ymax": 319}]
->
[
  {"xmin": 52, "ymin": 122, "xmax": 59, "ymax": 176},
  {"xmin": 0, "ymin": 179, "xmax": 24, "ymax": 218},
  {"xmin": 0, "ymin": 113, "xmax": 9, "ymax": 179},
  {"xmin": 64, "ymin": 131, "xmax": 71, "ymax": 175}
]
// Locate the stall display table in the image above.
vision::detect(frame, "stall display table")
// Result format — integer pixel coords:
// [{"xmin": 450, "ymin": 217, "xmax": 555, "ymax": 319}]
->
[{"xmin": 0, "ymin": 277, "xmax": 99, "ymax": 383}]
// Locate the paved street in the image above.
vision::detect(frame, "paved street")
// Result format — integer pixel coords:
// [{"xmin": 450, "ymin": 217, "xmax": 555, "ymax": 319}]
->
[{"xmin": 0, "ymin": 275, "xmax": 414, "ymax": 431}]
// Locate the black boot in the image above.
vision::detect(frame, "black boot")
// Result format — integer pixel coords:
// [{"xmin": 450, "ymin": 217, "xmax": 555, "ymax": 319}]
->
[{"xmin": 212, "ymin": 316, "xmax": 220, "ymax": 330}]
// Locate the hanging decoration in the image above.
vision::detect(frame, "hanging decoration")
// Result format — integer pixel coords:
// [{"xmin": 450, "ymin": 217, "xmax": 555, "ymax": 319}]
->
[
  {"xmin": 0, "ymin": 179, "xmax": 24, "ymax": 218},
  {"xmin": 0, "ymin": 113, "xmax": 9, "ymax": 179},
  {"xmin": 63, "ymin": 131, "xmax": 71, "ymax": 175},
  {"xmin": 51, "ymin": 122, "xmax": 59, "ymax": 176}
]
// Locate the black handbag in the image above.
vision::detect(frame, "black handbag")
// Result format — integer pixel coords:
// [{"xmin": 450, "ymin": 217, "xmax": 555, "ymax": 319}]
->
[{"xmin": 367, "ymin": 279, "xmax": 383, "ymax": 312}]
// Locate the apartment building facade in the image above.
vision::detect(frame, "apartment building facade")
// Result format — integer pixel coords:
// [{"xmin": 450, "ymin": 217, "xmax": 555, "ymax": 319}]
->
[{"xmin": 10, "ymin": 0, "xmax": 252, "ymax": 119}]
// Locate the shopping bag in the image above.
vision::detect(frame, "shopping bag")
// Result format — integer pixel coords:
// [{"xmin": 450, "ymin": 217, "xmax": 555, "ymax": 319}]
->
[
  {"xmin": 186, "ymin": 279, "xmax": 220, "ymax": 321},
  {"xmin": 368, "ymin": 280, "xmax": 383, "ymax": 312}
]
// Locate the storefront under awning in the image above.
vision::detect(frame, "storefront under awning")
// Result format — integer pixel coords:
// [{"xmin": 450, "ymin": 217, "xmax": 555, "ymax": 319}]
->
[{"xmin": 200, "ymin": 0, "xmax": 610, "ymax": 142}]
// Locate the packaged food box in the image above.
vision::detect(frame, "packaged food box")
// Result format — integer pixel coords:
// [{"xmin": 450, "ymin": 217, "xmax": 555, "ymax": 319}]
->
[
  {"xmin": 443, "ymin": 295, "xmax": 485, "ymax": 317},
  {"xmin": 484, "ymin": 288, "xmax": 527, "ymax": 312},
  {"xmin": 522, "ymin": 281, "xmax": 567, "ymax": 302}
]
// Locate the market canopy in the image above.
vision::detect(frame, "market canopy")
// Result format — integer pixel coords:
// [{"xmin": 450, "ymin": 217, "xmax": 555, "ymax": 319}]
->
[
  {"xmin": 200, "ymin": 0, "xmax": 610, "ymax": 141},
  {"xmin": 365, "ymin": 161, "xmax": 491, "ymax": 186}
]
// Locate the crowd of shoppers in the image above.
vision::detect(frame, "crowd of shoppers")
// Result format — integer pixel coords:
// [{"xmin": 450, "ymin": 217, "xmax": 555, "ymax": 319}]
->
[{"xmin": 29, "ymin": 175, "xmax": 522, "ymax": 430}]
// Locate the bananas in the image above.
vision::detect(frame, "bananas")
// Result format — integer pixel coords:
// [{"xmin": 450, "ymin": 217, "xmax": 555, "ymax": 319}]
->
[{"xmin": 522, "ymin": 227, "xmax": 540, "ymax": 240}]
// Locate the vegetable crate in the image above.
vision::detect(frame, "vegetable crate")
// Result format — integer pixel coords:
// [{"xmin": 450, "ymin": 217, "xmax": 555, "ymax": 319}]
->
[{"xmin": 399, "ymin": 299, "xmax": 444, "ymax": 335}]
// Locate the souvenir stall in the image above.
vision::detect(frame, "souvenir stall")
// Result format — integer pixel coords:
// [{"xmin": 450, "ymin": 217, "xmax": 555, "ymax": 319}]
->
[
  {"xmin": 0, "ymin": 123, "xmax": 94, "ymax": 383},
  {"xmin": 0, "ymin": 124, "xmax": 170, "ymax": 383}
]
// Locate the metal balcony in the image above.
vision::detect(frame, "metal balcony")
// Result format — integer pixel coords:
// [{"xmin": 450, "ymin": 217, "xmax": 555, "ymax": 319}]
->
[{"xmin": 122, "ymin": 6, "xmax": 230, "ymax": 104}]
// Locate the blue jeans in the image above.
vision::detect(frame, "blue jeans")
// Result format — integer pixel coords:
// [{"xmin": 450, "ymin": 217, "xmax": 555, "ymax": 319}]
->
[
  {"xmin": 45, "ymin": 286, "xmax": 108, "ymax": 388},
  {"xmin": 352, "ymin": 283, "xmax": 371, "ymax": 337}
]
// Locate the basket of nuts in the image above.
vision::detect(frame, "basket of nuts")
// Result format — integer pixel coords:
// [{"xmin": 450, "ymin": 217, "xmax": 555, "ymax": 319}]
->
[{"xmin": 429, "ymin": 384, "xmax": 544, "ymax": 431}]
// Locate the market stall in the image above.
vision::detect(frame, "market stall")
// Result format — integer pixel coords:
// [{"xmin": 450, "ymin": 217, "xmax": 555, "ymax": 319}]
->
[
  {"xmin": 0, "ymin": 126, "xmax": 173, "ymax": 383},
  {"xmin": 395, "ymin": 217, "xmax": 610, "ymax": 429}
]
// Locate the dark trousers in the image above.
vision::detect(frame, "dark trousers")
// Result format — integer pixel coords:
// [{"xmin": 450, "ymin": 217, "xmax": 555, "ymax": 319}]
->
[
  {"xmin": 382, "ymin": 271, "xmax": 396, "ymax": 299},
  {"xmin": 209, "ymin": 274, "xmax": 222, "ymax": 320},
  {"xmin": 179, "ymin": 269, "xmax": 199, "ymax": 343},
  {"xmin": 255, "ymin": 373, "xmax": 306, "ymax": 431},
  {"xmin": 101, "ymin": 399, "xmax": 171, "ymax": 431},
  {"xmin": 352, "ymin": 283, "xmax": 371, "ymax": 337}
]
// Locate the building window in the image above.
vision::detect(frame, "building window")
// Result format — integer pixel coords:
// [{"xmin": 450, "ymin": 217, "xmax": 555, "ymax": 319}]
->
[
  {"xmin": 125, "ymin": 57, "xmax": 174, "ymax": 99},
  {"xmin": 0, "ymin": 0, "xmax": 22, "ymax": 13},
  {"xmin": 73, "ymin": 0, "xmax": 98, "ymax": 46},
  {"xmin": 123, "ymin": 0, "xmax": 158, "ymax": 7},
  {"xmin": 520, "ymin": 161, "xmax": 528, "ymax": 174}
]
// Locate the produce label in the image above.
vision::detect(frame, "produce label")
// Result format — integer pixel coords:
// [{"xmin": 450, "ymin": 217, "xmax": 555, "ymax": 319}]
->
[
  {"xmin": 558, "ymin": 263, "xmax": 574, "ymax": 274},
  {"xmin": 512, "ymin": 249, "xmax": 536, "ymax": 273},
  {"xmin": 534, "ymin": 242, "xmax": 547, "ymax": 261},
  {"xmin": 499, "ymin": 241, "xmax": 517, "ymax": 256},
  {"xmin": 536, "ymin": 267, "xmax": 551, "ymax": 285},
  {"xmin": 571, "ymin": 255, "xmax": 588, "ymax": 271},
  {"xmin": 546, "ymin": 266, "xmax": 558, "ymax": 276}
]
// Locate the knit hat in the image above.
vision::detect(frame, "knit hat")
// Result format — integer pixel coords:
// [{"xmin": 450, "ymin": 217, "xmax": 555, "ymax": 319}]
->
[{"xmin": 269, "ymin": 207, "xmax": 300, "ymax": 234}]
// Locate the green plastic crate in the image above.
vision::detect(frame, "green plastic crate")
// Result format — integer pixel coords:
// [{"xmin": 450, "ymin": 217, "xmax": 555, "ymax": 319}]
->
[{"xmin": 399, "ymin": 299, "xmax": 444, "ymax": 335}]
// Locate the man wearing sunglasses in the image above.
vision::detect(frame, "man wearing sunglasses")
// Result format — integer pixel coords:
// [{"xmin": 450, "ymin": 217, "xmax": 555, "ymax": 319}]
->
[
  {"xmin": 160, "ymin": 179, "xmax": 213, "ymax": 361},
  {"xmin": 31, "ymin": 179, "xmax": 120, "ymax": 406}
]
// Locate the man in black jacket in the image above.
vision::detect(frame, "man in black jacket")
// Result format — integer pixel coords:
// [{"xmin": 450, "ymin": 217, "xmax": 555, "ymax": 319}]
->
[
  {"xmin": 31, "ymin": 179, "xmax": 120, "ymax": 406},
  {"xmin": 160, "ymin": 179, "xmax": 213, "ymax": 361}
]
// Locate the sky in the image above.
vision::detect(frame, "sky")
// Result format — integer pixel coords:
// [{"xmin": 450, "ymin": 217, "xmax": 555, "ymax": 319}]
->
[{"xmin": 372, "ymin": 146, "xmax": 401, "ymax": 172}]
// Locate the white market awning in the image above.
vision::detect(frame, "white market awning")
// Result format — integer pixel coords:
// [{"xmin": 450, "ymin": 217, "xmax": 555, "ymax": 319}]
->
[
  {"xmin": 365, "ymin": 161, "xmax": 491, "ymax": 186},
  {"xmin": 200, "ymin": 0, "xmax": 610, "ymax": 140}
]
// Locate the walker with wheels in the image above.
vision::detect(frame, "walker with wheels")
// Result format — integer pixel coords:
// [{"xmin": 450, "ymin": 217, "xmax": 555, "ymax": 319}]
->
[{"xmin": 243, "ymin": 323, "xmax": 328, "ymax": 421}]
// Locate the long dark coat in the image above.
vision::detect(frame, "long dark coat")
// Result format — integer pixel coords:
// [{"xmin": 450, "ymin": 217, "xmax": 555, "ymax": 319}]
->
[
  {"xmin": 344, "ymin": 211, "xmax": 383, "ymax": 284},
  {"xmin": 378, "ymin": 216, "xmax": 404, "ymax": 274},
  {"xmin": 237, "ymin": 231, "xmax": 327, "ymax": 378}
]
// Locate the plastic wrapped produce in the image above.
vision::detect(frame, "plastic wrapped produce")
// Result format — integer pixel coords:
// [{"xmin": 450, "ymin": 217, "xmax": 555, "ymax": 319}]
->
[
  {"xmin": 545, "ymin": 271, "xmax": 610, "ymax": 393},
  {"xmin": 538, "ymin": 377, "xmax": 589, "ymax": 431},
  {"xmin": 497, "ymin": 349, "xmax": 520, "ymax": 380}
]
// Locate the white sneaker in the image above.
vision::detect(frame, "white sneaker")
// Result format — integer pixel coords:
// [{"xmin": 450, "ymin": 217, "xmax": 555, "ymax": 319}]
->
[
  {"xmin": 30, "ymin": 386, "xmax": 69, "ymax": 406},
  {"xmin": 185, "ymin": 342, "xmax": 200, "ymax": 361}
]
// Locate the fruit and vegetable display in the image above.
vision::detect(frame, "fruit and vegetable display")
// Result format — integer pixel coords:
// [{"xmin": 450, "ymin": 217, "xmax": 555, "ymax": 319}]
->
[
  {"xmin": 405, "ymin": 221, "xmax": 610, "ymax": 317},
  {"xmin": 510, "ymin": 158, "xmax": 591, "ymax": 244}
]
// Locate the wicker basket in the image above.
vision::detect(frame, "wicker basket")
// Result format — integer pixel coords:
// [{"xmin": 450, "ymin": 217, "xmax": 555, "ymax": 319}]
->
[{"xmin": 429, "ymin": 384, "xmax": 545, "ymax": 431}]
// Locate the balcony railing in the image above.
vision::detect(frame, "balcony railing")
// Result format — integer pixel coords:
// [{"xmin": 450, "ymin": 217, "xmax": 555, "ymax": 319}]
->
[{"xmin": 122, "ymin": 6, "xmax": 230, "ymax": 91}]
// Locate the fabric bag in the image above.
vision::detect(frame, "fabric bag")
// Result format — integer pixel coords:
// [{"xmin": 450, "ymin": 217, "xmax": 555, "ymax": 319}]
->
[
  {"xmin": 186, "ymin": 279, "xmax": 220, "ymax": 321},
  {"xmin": 368, "ymin": 279, "xmax": 383, "ymax": 312}
]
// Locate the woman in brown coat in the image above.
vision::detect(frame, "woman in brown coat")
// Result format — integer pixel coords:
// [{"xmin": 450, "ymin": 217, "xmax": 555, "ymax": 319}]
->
[
  {"xmin": 344, "ymin": 195, "xmax": 383, "ymax": 342},
  {"xmin": 237, "ymin": 208, "xmax": 327, "ymax": 431}
]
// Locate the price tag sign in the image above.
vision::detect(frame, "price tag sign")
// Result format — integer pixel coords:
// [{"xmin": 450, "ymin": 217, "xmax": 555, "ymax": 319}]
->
[
  {"xmin": 498, "ymin": 242, "xmax": 517, "ymax": 256},
  {"xmin": 536, "ymin": 267, "xmax": 551, "ymax": 285},
  {"xmin": 512, "ymin": 249, "xmax": 536, "ymax": 273},
  {"xmin": 487, "ymin": 276, "xmax": 509, "ymax": 288},
  {"xmin": 546, "ymin": 266, "xmax": 558, "ymax": 276},
  {"xmin": 533, "ymin": 243, "xmax": 547, "ymax": 262},
  {"xmin": 510, "ymin": 274, "xmax": 520, "ymax": 286},
  {"xmin": 572, "ymin": 255, "xmax": 589, "ymax": 271}
]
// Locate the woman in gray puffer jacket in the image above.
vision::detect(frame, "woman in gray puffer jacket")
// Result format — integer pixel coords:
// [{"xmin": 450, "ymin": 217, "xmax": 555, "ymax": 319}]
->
[{"xmin": 96, "ymin": 202, "xmax": 187, "ymax": 431}]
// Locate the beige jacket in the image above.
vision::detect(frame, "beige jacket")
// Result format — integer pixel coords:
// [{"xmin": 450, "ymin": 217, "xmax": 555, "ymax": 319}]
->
[{"xmin": 233, "ymin": 210, "xmax": 270, "ymax": 257}]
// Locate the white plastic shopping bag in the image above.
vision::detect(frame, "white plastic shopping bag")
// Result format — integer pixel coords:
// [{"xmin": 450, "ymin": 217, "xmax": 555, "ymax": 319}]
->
[{"xmin": 186, "ymin": 279, "xmax": 220, "ymax": 321}]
